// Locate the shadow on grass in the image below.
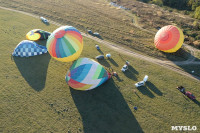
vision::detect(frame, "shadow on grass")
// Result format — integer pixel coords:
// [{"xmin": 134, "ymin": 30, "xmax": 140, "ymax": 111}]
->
[
  {"xmin": 70, "ymin": 79, "xmax": 143, "ymax": 133},
  {"xmin": 137, "ymin": 86, "xmax": 155, "ymax": 98},
  {"xmin": 128, "ymin": 65, "xmax": 139, "ymax": 75},
  {"xmin": 193, "ymin": 99, "xmax": 200, "ymax": 106},
  {"xmin": 176, "ymin": 64, "xmax": 200, "ymax": 81},
  {"xmin": 166, "ymin": 47, "xmax": 200, "ymax": 81},
  {"xmin": 146, "ymin": 82, "xmax": 163, "ymax": 96},
  {"xmin": 96, "ymin": 35, "xmax": 103, "ymax": 40},
  {"xmin": 108, "ymin": 58, "xmax": 119, "ymax": 67},
  {"xmin": 123, "ymin": 70, "xmax": 137, "ymax": 81},
  {"xmin": 13, "ymin": 54, "xmax": 51, "ymax": 91},
  {"xmin": 123, "ymin": 65, "xmax": 138, "ymax": 81},
  {"xmin": 115, "ymin": 75, "xmax": 123, "ymax": 82},
  {"xmin": 134, "ymin": 92, "xmax": 141, "ymax": 99},
  {"xmin": 36, "ymin": 40, "xmax": 48, "ymax": 46},
  {"xmin": 41, "ymin": 21, "xmax": 50, "ymax": 26},
  {"xmin": 97, "ymin": 49, "xmax": 104, "ymax": 54},
  {"xmin": 183, "ymin": 95, "xmax": 190, "ymax": 101},
  {"xmin": 97, "ymin": 59, "xmax": 111, "ymax": 67},
  {"xmin": 164, "ymin": 48, "xmax": 190, "ymax": 61}
]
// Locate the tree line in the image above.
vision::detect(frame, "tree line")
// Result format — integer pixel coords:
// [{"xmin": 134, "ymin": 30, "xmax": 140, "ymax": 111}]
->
[{"xmin": 139, "ymin": 0, "xmax": 200, "ymax": 19}]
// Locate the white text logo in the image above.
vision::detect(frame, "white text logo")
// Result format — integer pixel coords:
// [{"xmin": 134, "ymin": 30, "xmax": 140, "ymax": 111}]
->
[{"xmin": 171, "ymin": 126, "xmax": 197, "ymax": 131}]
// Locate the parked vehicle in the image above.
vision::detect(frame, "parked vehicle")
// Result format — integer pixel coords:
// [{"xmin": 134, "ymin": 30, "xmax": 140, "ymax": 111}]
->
[
  {"xmin": 93, "ymin": 32, "xmax": 100, "ymax": 37},
  {"xmin": 135, "ymin": 75, "xmax": 148, "ymax": 87},
  {"xmin": 176, "ymin": 86, "xmax": 196, "ymax": 100},
  {"xmin": 121, "ymin": 64, "xmax": 128, "ymax": 72},
  {"xmin": 88, "ymin": 30, "xmax": 93, "ymax": 34},
  {"xmin": 185, "ymin": 91, "xmax": 196, "ymax": 100},
  {"xmin": 40, "ymin": 17, "xmax": 48, "ymax": 23}
]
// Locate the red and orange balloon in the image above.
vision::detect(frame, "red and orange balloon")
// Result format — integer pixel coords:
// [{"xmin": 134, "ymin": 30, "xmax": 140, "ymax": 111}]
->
[{"xmin": 154, "ymin": 25, "xmax": 184, "ymax": 53}]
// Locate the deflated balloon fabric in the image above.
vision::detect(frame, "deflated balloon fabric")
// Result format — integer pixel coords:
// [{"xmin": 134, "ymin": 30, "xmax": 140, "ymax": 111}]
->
[
  {"xmin": 12, "ymin": 40, "xmax": 47, "ymax": 57},
  {"xmin": 65, "ymin": 58, "xmax": 111, "ymax": 91}
]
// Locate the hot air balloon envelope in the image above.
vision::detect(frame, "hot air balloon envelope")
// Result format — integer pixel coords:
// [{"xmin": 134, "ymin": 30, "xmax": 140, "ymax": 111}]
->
[
  {"xmin": 154, "ymin": 25, "xmax": 184, "ymax": 53},
  {"xmin": 12, "ymin": 40, "xmax": 47, "ymax": 57},
  {"xmin": 46, "ymin": 26, "xmax": 83, "ymax": 62},
  {"xmin": 65, "ymin": 58, "xmax": 111, "ymax": 91},
  {"xmin": 26, "ymin": 29, "xmax": 51, "ymax": 41}
]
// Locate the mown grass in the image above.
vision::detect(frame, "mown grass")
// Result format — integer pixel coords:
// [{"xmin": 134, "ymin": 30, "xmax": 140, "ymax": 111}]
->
[
  {"xmin": 0, "ymin": 0, "xmax": 194, "ymax": 61},
  {"xmin": 0, "ymin": 8, "xmax": 200, "ymax": 133}
]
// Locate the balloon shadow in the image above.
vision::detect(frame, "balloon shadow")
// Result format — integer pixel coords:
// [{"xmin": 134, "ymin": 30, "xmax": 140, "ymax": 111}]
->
[
  {"xmin": 70, "ymin": 79, "xmax": 143, "ymax": 133},
  {"xmin": 146, "ymin": 82, "xmax": 163, "ymax": 96},
  {"xmin": 108, "ymin": 58, "xmax": 119, "ymax": 67},
  {"xmin": 166, "ymin": 48, "xmax": 200, "ymax": 80},
  {"xmin": 13, "ymin": 54, "xmax": 51, "ymax": 91}
]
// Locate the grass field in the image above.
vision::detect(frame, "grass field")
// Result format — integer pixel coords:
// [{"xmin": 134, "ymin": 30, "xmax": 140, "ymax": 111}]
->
[
  {"xmin": 0, "ymin": 8, "xmax": 200, "ymax": 133},
  {"xmin": 0, "ymin": 0, "xmax": 198, "ymax": 61}
]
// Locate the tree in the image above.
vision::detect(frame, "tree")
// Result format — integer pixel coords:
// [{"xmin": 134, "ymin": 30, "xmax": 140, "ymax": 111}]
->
[
  {"xmin": 150, "ymin": 0, "xmax": 163, "ymax": 6},
  {"xmin": 188, "ymin": 0, "xmax": 200, "ymax": 10},
  {"xmin": 163, "ymin": 0, "xmax": 189, "ymax": 10},
  {"xmin": 194, "ymin": 6, "xmax": 200, "ymax": 19}
]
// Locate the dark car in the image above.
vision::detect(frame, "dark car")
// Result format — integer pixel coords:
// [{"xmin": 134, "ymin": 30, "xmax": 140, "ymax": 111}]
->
[
  {"xmin": 185, "ymin": 91, "xmax": 196, "ymax": 100},
  {"xmin": 87, "ymin": 30, "xmax": 92, "ymax": 34}
]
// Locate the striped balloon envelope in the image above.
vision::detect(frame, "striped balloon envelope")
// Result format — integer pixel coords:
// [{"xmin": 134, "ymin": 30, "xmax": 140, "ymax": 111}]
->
[
  {"xmin": 26, "ymin": 29, "xmax": 51, "ymax": 41},
  {"xmin": 154, "ymin": 25, "xmax": 184, "ymax": 53},
  {"xmin": 46, "ymin": 26, "xmax": 83, "ymax": 62},
  {"xmin": 65, "ymin": 58, "xmax": 112, "ymax": 91}
]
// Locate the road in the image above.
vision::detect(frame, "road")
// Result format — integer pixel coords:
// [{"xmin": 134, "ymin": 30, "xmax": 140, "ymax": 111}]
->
[{"xmin": 0, "ymin": 6, "xmax": 199, "ymax": 81}]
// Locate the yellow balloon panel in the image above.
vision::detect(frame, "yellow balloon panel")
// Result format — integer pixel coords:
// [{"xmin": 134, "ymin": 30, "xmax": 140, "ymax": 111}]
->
[
  {"xmin": 163, "ymin": 28, "xmax": 184, "ymax": 53},
  {"xmin": 26, "ymin": 33, "xmax": 41, "ymax": 41}
]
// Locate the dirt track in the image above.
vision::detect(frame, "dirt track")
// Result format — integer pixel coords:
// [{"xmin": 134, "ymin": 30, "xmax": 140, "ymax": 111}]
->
[{"xmin": 0, "ymin": 6, "xmax": 199, "ymax": 81}]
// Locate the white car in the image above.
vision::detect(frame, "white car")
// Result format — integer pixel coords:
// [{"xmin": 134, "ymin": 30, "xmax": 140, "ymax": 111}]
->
[
  {"xmin": 121, "ymin": 64, "xmax": 128, "ymax": 72},
  {"xmin": 40, "ymin": 17, "xmax": 48, "ymax": 23},
  {"xmin": 135, "ymin": 75, "xmax": 148, "ymax": 87},
  {"xmin": 93, "ymin": 32, "xmax": 100, "ymax": 36}
]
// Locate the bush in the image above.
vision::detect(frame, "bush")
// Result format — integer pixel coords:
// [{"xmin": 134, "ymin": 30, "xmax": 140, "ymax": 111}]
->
[
  {"xmin": 168, "ymin": 9, "xmax": 173, "ymax": 12},
  {"xmin": 150, "ymin": 0, "xmax": 163, "ymax": 6},
  {"xmin": 184, "ymin": 10, "xmax": 190, "ymax": 15},
  {"xmin": 195, "ymin": 35, "xmax": 200, "ymax": 40},
  {"xmin": 194, "ymin": 6, "xmax": 200, "ymax": 19}
]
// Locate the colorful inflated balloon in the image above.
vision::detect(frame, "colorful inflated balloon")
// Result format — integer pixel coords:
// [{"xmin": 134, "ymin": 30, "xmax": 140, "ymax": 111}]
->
[
  {"xmin": 154, "ymin": 25, "xmax": 184, "ymax": 53},
  {"xmin": 26, "ymin": 29, "xmax": 51, "ymax": 41},
  {"xmin": 12, "ymin": 40, "xmax": 47, "ymax": 57},
  {"xmin": 46, "ymin": 26, "xmax": 83, "ymax": 62},
  {"xmin": 65, "ymin": 58, "xmax": 111, "ymax": 91}
]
